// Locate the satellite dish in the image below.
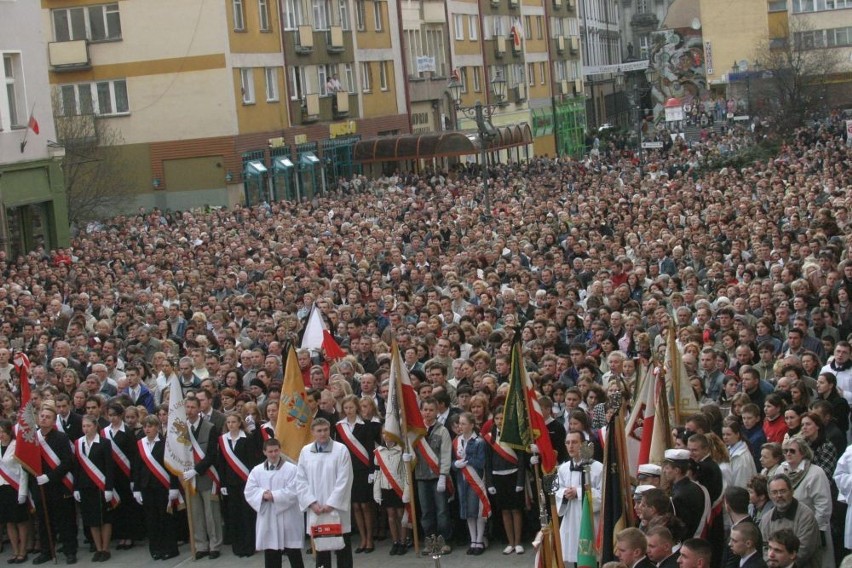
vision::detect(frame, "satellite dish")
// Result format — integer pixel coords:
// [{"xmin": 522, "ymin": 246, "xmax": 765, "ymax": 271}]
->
[{"xmin": 691, "ymin": 18, "xmax": 701, "ymax": 30}]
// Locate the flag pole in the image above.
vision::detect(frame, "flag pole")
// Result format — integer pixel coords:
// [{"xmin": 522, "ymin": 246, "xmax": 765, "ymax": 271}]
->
[
  {"xmin": 37, "ymin": 486, "xmax": 57, "ymax": 563},
  {"xmin": 667, "ymin": 324, "xmax": 683, "ymax": 426},
  {"xmin": 393, "ymin": 340, "xmax": 420, "ymax": 554},
  {"xmin": 181, "ymin": 481, "xmax": 197, "ymax": 558},
  {"xmin": 19, "ymin": 100, "xmax": 36, "ymax": 154}
]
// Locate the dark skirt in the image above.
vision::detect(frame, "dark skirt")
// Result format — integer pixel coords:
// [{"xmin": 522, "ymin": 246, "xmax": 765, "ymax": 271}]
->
[
  {"xmin": 0, "ymin": 485, "xmax": 29, "ymax": 523},
  {"xmin": 351, "ymin": 470, "xmax": 372, "ymax": 503},
  {"xmin": 381, "ymin": 488, "xmax": 403, "ymax": 509},
  {"xmin": 79, "ymin": 487, "xmax": 113, "ymax": 527},
  {"xmin": 492, "ymin": 473, "xmax": 525, "ymax": 511}
]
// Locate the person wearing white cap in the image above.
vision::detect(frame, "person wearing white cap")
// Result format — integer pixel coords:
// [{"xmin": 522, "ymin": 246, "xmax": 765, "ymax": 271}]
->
[
  {"xmin": 637, "ymin": 464, "xmax": 662, "ymax": 488},
  {"xmin": 555, "ymin": 431, "xmax": 602, "ymax": 565},
  {"xmin": 662, "ymin": 449, "xmax": 708, "ymax": 540}
]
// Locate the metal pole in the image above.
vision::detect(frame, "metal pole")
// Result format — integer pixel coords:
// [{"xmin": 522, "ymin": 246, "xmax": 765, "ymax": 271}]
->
[
  {"xmin": 476, "ymin": 101, "xmax": 490, "ymax": 219},
  {"xmin": 635, "ymin": 85, "xmax": 643, "ymax": 181}
]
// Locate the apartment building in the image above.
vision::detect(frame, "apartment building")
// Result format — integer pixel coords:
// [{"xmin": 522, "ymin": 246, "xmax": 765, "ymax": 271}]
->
[
  {"xmin": 43, "ymin": 0, "xmax": 408, "ymax": 208},
  {"xmin": 579, "ymin": 0, "xmax": 623, "ymax": 128},
  {"xmin": 1, "ymin": 0, "xmax": 69, "ymax": 255}
]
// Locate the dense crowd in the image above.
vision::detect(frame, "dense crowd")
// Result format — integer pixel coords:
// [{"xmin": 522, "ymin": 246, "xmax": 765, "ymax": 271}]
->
[{"xmin": 0, "ymin": 110, "xmax": 850, "ymax": 568}]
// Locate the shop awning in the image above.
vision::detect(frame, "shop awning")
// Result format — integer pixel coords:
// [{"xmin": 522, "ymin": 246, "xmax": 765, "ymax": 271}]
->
[
  {"xmin": 299, "ymin": 152, "xmax": 320, "ymax": 166},
  {"xmin": 274, "ymin": 157, "xmax": 295, "ymax": 171},
  {"xmin": 245, "ymin": 160, "xmax": 267, "ymax": 175},
  {"xmin": 353, "ymin": 123, "xmax": 532, "ymax": 163}
]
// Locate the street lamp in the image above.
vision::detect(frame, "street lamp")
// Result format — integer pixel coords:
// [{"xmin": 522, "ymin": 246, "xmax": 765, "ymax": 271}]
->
[{"xmin": 448, "ymin": 72, "xmax": 507, "ymax": 219}]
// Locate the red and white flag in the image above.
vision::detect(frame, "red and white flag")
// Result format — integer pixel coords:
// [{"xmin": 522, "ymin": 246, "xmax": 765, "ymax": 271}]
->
[
  {"xmin": 301, "ymin": 304, "xmax": 346, "ymax": 360},
  {"xmin": 13, "ymin": 353, "xmax": 41, "ymax": 476},
  {"xmin": 625, "ymin": 365, "xmax": 670, "ymax": 473},
  {"xmin": 384, "ymin": 341, "xmax": 425, "ymax": 448},
  {"xmin": 28, "ymin": 114, "xmax": 39, "ymax": 135}
]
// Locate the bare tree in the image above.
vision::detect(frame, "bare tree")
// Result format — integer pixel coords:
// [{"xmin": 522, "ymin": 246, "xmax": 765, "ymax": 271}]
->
[
  {"xmin": 52, "ymin": 92, "xmax": 133, "ymax": 225},
  {"xmin": 754, "ymin": 18, "xmax": 842, "ymax": 134}
]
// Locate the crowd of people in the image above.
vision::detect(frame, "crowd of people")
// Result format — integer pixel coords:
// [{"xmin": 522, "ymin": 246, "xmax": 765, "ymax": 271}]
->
[{"xmin": 0, "ymin": 109, "xmax": 849, "ymax": 568}]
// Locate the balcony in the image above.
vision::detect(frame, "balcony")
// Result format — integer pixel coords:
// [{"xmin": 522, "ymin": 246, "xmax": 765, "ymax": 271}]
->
[
  {"xmin": 556, "ymin": 36, "xmax": 565, "ymax": 53},
  {"xmin": 495, "ymin": 36, "xmax": 506, "ymax": 58},
  {"xmin": 570, "ymin": 36, "xmax": 580, "ymax": 54},
  {"xmin": 296, "ymin": 25, "xmax": 314, "ymax": 54},
  {"xmin": 327, "ymin": 26, "xmax": 344, "ymax": 53},
  {"xmin": 48, "ymin": 40, "xmax": 91, "ymax": 71},
  {"xmin": 292, "ymin": 93, "xmax": 358, "ymax": 125}
]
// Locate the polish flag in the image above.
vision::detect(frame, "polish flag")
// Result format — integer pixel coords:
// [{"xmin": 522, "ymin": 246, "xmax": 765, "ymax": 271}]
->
[
  {"xmin": 301, "ymin": 303, "xmax": 346, "ymax": 360},
  {"xmin": 28, "ymin": 115, "xmax": 39, "ymax": 135}
]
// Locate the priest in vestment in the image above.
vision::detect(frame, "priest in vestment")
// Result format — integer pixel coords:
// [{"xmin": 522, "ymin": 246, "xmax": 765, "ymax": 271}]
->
[{"xmin": 555, "ymin": 430, "xmax": 603, "ymax": 564}]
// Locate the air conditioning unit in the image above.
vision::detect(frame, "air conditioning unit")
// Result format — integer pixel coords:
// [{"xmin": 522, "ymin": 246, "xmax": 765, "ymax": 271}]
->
[
  {"xmin": 560, "ymin": 80, "xmax": 569, "ymax": 95},
  {"xmin": 509, "ymin": 0, "xmax": 518, "ymax": 7},
  {"xmin": 566, "ymin": 0, "xmax": 575, "ymax": 9},
  {"xmin": 553, "ymin": 0, "xmax": 562, "ymax": 6},
  {"xmin": 574, "ymin": 79, "xmax": 583, "ymax": 94},
  {"xmin": 335, "ymin": 91, "xmax": 349, "ymax": 114},
  {"xmin": 495, "ymin": 36, "xmax": 506, "ymax": 56},
  {"xmin": 328, "ymin": 25, "xmax": 344, "ymax": 52},
  {"xmin": 305, "ymin": 93, "xmax": 320, "ymax": 116},
  {"xmin": 556, "ymin": 36, "xmax": 565, "ymax": 53},
  {"xmin": 514, "ymin": 83, "xmax": 526, "ymax": 102},
  {"xmin": 570, "ymin": 36, "xmax": 580, "ymax": 53}
]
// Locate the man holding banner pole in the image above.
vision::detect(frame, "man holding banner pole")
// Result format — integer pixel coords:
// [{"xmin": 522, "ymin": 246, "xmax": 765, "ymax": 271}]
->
[{"xmin": 30, "ymin": 402, "xmax": 78, "ymax": 565}]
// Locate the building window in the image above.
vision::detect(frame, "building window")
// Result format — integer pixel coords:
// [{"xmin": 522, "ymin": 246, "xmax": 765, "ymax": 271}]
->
[
  {"xmin": 373, "ymin": 1, "xmax": 383, "ymax": 31},
  {"xmin": 524, "ymin": 16, "xmax": 532, "ymax": 40},
  {"xmin": 460, "ymin": 67, "xmax": 468, "ymax": 93},
  {"xmin": 536, "ymin": 16, "xmax": 543, "ymax": 39},
  {"xmin": 472, "ymin": 66, "xmax": 481, "ymax": 92},
  {"xmin": 639, "ymin": 35, "xmax": 649, "ymax": 58},
  {"xmin": 240, "ymin": 68, "xmax": 255, "ymax": 104},
  {"xmin": 636, "ymin": 0, "xmax": 648, "ymax": 13},
  {"xmin": 361, "ymin": 62, "xmax": 372, "ymax": 92},
  {"xmin": 454, "ymin": 15, "xmax": 465, "ymax": 40},
  {"xmin": 1, "ymin": 53, "xmax": 25, "ymax": 129},
  {"xmin": 379, "ymin": 61, "xmax": 388, "ymax": 90},
  {"xmin": 355, "ymin": 0, "xmax": 366, "ymax": 31},
  {"xmin": 265, "ymin": 67, "xmax": 279, "ymax": 101},
  {"xmin": 258, "ymin": 0, "xmax": 271, "ymax": 31},
  {"xmin": 57, "ymin": 79, "xmax": 128, "ymax": 116},
  {"xmin": 528, "ymin": 62, "xmax": 535, "ymax": 86},
  {"xmin": 313, "ymin": 0, "xmax": 332, "ymax": 30},
  {"xmin": 469, "ymin": 16, "xmax": 478, "ymax": 40},
  {"xmin": 827, "ymin": 26, "xmax": 852, "ymax": 47},
  {"xmin": 339, "ymin": 0, "xmax": 350, "ymax": 30},
  {"xmin": 52, "ymin": 3, "xmax": 122, "ymax": 42},
  {"xmin": 539, "ymin": 62, "xmax": 546, "ymax": 84},
  {"xmin": 343, "ymin": 63, "xmax": 355, "ymax": 92},
  {"xmin": 283, "ymin": 0, "xmax": 303, "ymax": 29},
  {"xmin": 233, "ymin": 0, "xmax": 246, "ymax": 31}
]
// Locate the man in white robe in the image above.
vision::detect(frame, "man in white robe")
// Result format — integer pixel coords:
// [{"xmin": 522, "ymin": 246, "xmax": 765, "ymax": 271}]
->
[
  {"xmin": 296, "ymin": 418, "xmax": 353, "ymax": 568},
  {"xmin": 245, "ymin": 438, "xmax": 304, "ymax": 568},
  {"xmin": 555, "ymin": 430, "xmax": 603, "ymax": 564}
]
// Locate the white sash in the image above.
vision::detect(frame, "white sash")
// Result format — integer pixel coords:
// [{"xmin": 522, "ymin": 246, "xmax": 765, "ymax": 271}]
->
[
  {"xmin": 335, "ymin": 421, "xmax": 370, "ymax": 466},
  {"xmin": 75, "ymin": 438, "xmax": 120, "ymax": 507},
  {"xmin": 102, "ymin": 427, "xmax": 131, "ymax": 477},
  {"xmin": 137, "ymin": 438, "xmax": 171, "ymax": 490},
  {"xmin": 0, "ymin": 459, "xmax": 22, "ymax": 492},
  {"xmin": 218, "ymin": 435, "xmax": 250, "ymax": 482},
  {"xmin": 37, "ymin": 431, "xmax": 74, "ymax": 492}
]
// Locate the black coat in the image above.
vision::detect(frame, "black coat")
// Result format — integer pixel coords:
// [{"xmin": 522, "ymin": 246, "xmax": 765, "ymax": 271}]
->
[
  {"xmin": 57, "ymin": 411, "xmax": 83, "ymax": 441},
  {"xmin": 131, "ymin": 436, "xmax": 179, "ymax": 491},
  {"xmin": 33, "ymin": 428, "xmax": 75, "ymax": 498},
  {"xmin": 74, "ymin": 437, "xmax": 114, "ymax": 491},
  {"xmin": 671, "ymin": 477, "xmax": 707, "ymax": 539}
]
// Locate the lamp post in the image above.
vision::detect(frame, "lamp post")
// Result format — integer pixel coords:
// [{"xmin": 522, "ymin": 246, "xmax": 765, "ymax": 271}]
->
[{"xmin": 447, "ymin": 72, "xmax": 507, "ymax": 220}]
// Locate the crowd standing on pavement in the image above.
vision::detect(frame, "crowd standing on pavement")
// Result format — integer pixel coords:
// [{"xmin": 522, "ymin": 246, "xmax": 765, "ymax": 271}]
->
[{"xmin": 0, "ymin": 110, "xmax": 850, "ymax": 568}]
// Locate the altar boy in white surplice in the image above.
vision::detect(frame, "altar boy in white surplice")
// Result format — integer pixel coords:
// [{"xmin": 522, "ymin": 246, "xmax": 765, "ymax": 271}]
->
[
  {"xmin": 296, "ymin": 418, "xmax": 354, "ymax": 568},
  {"xmin": 245, "ymin": 438, "xmax": 305, "ymax": 568}
]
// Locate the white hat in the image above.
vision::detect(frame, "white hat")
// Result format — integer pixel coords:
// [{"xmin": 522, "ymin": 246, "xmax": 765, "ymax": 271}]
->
[
  {"xmin": 634, "ymin": 485, "xmax": 656, "ymax": 498},
  {"xmin": 637, "ymin": 464, "xmax": 662, "ymax": 477},
  {"xmin": 664, "ymin": 449, "xmax": 691, "ymax": 463}
]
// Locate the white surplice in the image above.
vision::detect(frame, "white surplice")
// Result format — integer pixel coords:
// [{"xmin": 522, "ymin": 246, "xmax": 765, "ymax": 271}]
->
[
  {"xmin": 555, "ymin": 459, "xmax": 603, "ymax": 563},
  {"xmin": 295, "ymin": 440, "xmax": 353, "ymax": 534},
  {"xmin": 244, "ymin": 461, "xmax": 304, "ymax": 550}
]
